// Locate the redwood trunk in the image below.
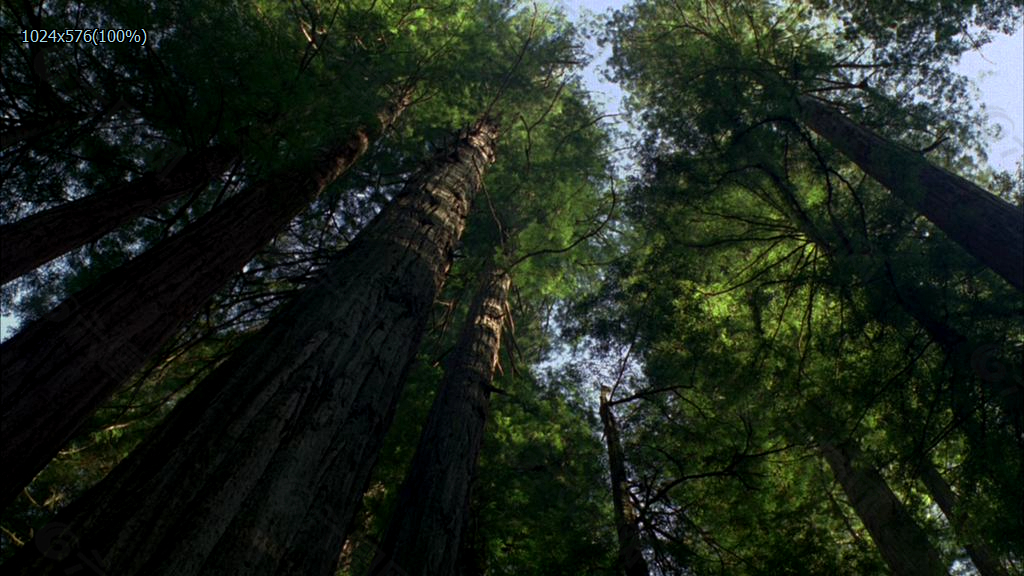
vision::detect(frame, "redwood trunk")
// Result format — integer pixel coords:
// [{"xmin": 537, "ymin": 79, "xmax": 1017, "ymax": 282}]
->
[
  {"xmin": 368, "ymin": 265, "xmax": 510, "ymax": 576},
  {"xmin": 0, "ymin": 102, "xmax": 404, "ymax": 507},
  {"xmin": 797, "ymin": 95, "xmax": 1024, "ymax": 291},
  {"xmin": 600, "ymin": 388, "xmax": 651, "ymax": 576},
  {"xmin": 819, "ymin": 439, "xmax": 948, "ymax": 576},
  {"xmin": 5, "ymin": 119, "xmax": 498, "ymax": 576},
  {"xmin": 1, "ymin": 146, "xmax": 237, "ymax": 283},
  {"xmin": 917, "ymin": 461, "xmax": 1008, "ymax": 576}
]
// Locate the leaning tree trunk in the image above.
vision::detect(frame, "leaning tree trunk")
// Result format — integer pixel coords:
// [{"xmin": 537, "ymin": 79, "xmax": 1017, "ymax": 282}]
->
[
  {"xmin": 368, "ymin": 264, "xmax": 511, "ymax": 576},
  {"xmin": 5, "ymin": 118, "xmax": 498, "ymax": 576},
  {"xmin": 819, "ymin": 438, "xmax": 948, "ymax": 576},
  {"xmin": 796, "ymin": 95, "xmax": 1024, "ymax": 292},
  {"xmin": 1, "ymin": 145, "xmax": 237, "ymax": 283},
  {"xmin": 600, "ymin": 387, "xmax": 651, "ymax": 576},
  {"xmin": 917, "ymin": 460, "xmax": 1009, "ymax": 576},
  {"xmin": 0, "ymin": 98, "xmax": 406, "ymax": 508}
]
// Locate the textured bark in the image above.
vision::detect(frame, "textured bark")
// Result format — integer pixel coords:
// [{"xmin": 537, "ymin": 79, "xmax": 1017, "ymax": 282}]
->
[
  {"xmin": 600, "ymin": 388, "xmax": 651, "ymax": 576},
  {"xmin": 797, "ymin": 95, "xmax": 1024, "ymax": 291},
  {"xmin": 368, "ymin": 265, "xmax": 510, "ymax": 576},
  {"xmin": 5, "ymin": 118, "xmax": 498, "ymax": 576},
  {"xmin": 917, "ymin": 461, "xmax": 1009, "ymax": 576},
  {"xmin": 1, "ymin": 145, "xmax": 237, "ymax": 283},
  {"xmin": 820, "ymin": 439, "xmax": 948, "ymax": 576},
  {"xmin": 0, "ymin": 101, "xmax": 405, "ymax": 507}
]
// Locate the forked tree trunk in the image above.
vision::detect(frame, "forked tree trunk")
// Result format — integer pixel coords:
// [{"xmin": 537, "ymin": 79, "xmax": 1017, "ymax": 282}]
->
[
  {"xmin": 1, "ymin": 145, "xmax": 237, "ymax": 283},
  {"xmin": 600, "ymin": 388, "xmax": 651, "ymax": 576},
  {"xmin": 917, "ymin": 461, "xmax": 1009, "ymax": 576},
  {"xmin": 0, "ymin": 99, "xmax": 406, "ymax": 507},
  {"xmin": 6, "ymin": 118, "xmax": 498, "ymax": 576},
  {"xmin": 797, "ymin": 95, "xmax": 1024, "ymax": 291},
  {"xmin": 368, "ymin": 265, "xmax": 510, "ymax": 576},
  {"xmin": 819, "ymin": 438, "xmax": 948, "ymax": 576}
]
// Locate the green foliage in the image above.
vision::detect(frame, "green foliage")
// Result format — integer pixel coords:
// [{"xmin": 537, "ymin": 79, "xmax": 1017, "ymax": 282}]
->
[
  {"xmin": 469, "ymin": 370, "xmax": 618, "ymax": 575},
  {"xmin": 0, "ymin": 333, "xmax": 247, "ymax": 562},
  {"xmin": 3, "ymin": 0, "xmax": 1021, "ymax": 574}
]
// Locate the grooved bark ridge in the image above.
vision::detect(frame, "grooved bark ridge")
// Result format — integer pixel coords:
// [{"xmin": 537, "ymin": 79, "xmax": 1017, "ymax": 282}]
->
[
  {"xmin": 368, "ymin": 265, "xmax": 511, "ymax": 576},
  {"xmin": 6, "ymin": 117, "xmax": 498, "ymax": 576}
]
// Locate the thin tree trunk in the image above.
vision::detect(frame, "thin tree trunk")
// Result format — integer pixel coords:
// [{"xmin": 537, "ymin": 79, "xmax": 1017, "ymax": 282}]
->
[
  {"xmin": 368, "ymin": 264, "xmax": 511, "ymax": 576},
  {"xmin": 5, "ymin": 118, "xmax": 498, "ymax": 576},
  {"xmin": 0, "ymin": 99, "xmax": 406, "ymax": 507},
  {"xmin": 1, "ymin": 145, "xmax": 237, "ymax": 283},
  {"xmin": 600, "ymin": 388, "xmax": 651, "ymax": 576},
  {"xmin": 917, "ymin": 461, "xmax": 1009, "ymax": 576},
  {"xmin": 796, "ymin": 95, "xmax": 1024, "ymax": 291},
  {"xmin": 819, "ymin": 438, "xmax": 948, "ymax": 576}
]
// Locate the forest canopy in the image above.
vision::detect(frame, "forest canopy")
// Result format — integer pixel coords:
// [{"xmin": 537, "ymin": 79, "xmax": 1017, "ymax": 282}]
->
[{"xmin": 1, "ymin": 1, "xmax": 1021, "ymax": 575}]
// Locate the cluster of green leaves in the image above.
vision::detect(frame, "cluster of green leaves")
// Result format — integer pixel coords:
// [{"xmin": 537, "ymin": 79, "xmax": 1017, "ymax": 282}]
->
[{"xmin": 557, "ymin": 0, "xmax": 1024, "ymax": 573}]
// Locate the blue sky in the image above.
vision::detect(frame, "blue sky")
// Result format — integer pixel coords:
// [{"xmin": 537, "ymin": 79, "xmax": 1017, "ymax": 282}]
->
[{"xmin": 958, "ymin": 26, "xmax": 1024, "ymax": 172}]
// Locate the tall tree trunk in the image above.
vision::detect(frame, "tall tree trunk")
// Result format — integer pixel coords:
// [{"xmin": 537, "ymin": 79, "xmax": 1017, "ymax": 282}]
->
[
  {"xmin": 0, "ymin": 99, "xmax": 406, "ymax": 507},
  {"xmin": 1, "ymin": 145, "xmax": 237, "ymax": 283},
  {"xmin": 917, "ymin": 460, "xmax": 1009, "ymax": 576},
  {"xmin": 819, "ymin": 438, "xmax": 948, "ymax": 576},
  {"xmin": 5, "ymin": 118, "xmax": 498, "ymax": 576},
  {"xmin": 600, "ymin": 388, "xmax": 651, "ymax": 576},
  {"xmin": 796, "ymin": 95, "xmax": 1024, "ymax": 292},
  {"xmin": 368, "ymin": 264, "xmax": 511, "ymax": 576}
]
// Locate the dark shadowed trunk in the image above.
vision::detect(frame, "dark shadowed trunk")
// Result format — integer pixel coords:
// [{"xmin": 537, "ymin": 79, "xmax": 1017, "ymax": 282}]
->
[
  {"xmin": 600, "ymin": 388, "xmax": 651, "ymax": 576},
  {"xmin": 5, "ymin": 118, "xmax": 498, "ymax": 576},
  {"xmin": 797, "ymin": 95, "xmax": 1024, "ymax": 291},
  {"xmin": 1, "ymin": 145, "xmax": 237, "ymax": 283},
  {"xmin": 457, "ymin": 499, "xmax": 488, "ymax": 576},
  {"xmin": 819, "ymin": 438, "xmax": 948, "ymax": 576},
  {"xmin": 917, "ymin": 460, "xmax": 1009, "ymax": 576},
  {"xmin": 368, "ymin": 265, "xmax": 511, "ymax": 576},
  {"xmin": 0, "ymin": 100, "xmax": 406, "ymax": 507}
]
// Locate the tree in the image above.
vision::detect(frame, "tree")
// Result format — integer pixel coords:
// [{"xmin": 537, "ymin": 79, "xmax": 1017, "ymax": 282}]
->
[
  {"xmin": 607, "ymin": 0, "xmax": 1022, "ymax": 292},
  {"xmin": 0, "ymin": 145, "xmax": 237, "ymax": 283},
  {"xmin": 915, "ymin": 460, "xmax": 1009, "ymax": 576},
  {"xmin": 817, "ymin": 434, "xmax": 948, "ymax": 576},
  {"xmin": 5, "ymin": 119, "xmax": 498, "ymax": 576},
  {"xmin": 367, "ymin": 264, "xmax": 510, "ymax": 576},
  {"xmin": 0, "ymin": 96, "xmax": 405, "ymax": 507},
  {"xmin": 796, "ymin": 95, "xmax": 1023, "ymax": 291},
  {"xmin": 600, "ymin": 387, "xmax": 652, "ymax": 576}
]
